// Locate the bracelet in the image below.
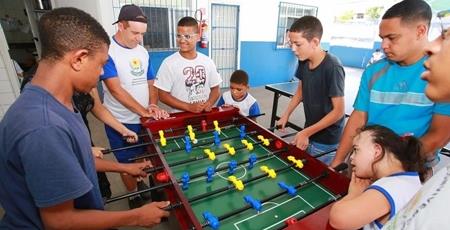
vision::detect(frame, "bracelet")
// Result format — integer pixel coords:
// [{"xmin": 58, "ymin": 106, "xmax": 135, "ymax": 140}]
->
[{"xmin": 424, "ymin": 154, "xmax": 440, "ymax": 168}]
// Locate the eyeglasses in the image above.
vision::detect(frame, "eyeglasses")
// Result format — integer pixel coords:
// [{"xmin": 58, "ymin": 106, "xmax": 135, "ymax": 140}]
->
[
  {"xmin": 438, "ymin": 20, "xmax": 448, "ymax": 40},
  {"xmin": 286, "ymin": 41, "xmax": 293, "ymax": 47},
  {"xmin": 437, "ymin": 9, "xmax": 450, "ymax": 39},
  {"xmin": 176, "ymin": 33, "xmax": 197, "ymax": 40}
]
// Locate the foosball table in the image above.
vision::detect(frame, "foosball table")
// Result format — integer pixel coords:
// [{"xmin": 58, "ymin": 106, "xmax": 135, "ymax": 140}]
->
[{"xmin": 139, "ymin": 106, "xmax": 349, "ymax": 230}]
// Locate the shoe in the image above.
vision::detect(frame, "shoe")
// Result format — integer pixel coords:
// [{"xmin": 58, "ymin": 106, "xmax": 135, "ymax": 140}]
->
[
  {"xmin": 137, "ymin": 181, "xmax": 152, "ymax": 201},
  {"xmin": 128, "ymin": 195, "xmax": 144, "ymax": 209}
]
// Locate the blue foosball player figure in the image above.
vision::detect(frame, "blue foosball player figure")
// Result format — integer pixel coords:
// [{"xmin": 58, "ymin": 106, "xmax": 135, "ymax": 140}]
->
[
  {"xmin": 244, "ymin": 195, "xmax": 262, "ymax": 212},
  {"xmin": 181, "ymin": 172, "xmax": 190, "ymax": 190},
  {"xmin": 184, "ymin": 136, "xmax": 192, "ymax": 153},
  {"xmin": 206, "ymin": 166, "xmax": 215, "ymax": 182},
  {"xmin": 203, "ymin": 211, "xmax": 220, "ymax": 230},
  {"xmin": 239, "ymin": 125, "xmax": 246, "ymax": 139},
  {"xmin": 228, "ymin": 160, "xmax": 237, "ymax": 174},
  {"xmin": 213, "ymin": 131, "xmax": 221, "ymax": 146},
  {"xmin": 248, "ymin": 154, "xmax": 257, "ymax": 169}
]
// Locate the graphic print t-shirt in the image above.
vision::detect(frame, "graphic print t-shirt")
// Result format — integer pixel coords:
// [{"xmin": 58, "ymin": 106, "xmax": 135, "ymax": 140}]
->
[{"xmin": 154, "ymin": 52, "xmax": 222, "ymax": 112}]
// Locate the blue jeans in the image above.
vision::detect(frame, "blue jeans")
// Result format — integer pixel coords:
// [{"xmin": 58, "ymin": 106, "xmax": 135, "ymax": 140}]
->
[{"xmin": 306, "ymin": 141, "xmax": 338, "ymax": 165}]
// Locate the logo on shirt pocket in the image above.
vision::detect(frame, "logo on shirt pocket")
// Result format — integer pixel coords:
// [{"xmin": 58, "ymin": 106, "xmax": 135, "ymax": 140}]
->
[{"xmin": 130, "ymin": 58, "xmax": 144, "ymax": 76}]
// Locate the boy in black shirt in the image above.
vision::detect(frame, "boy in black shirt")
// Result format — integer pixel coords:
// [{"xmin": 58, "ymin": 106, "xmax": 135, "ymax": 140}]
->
[{"xmin": 277, "ymin": 16, "xmax": 345, "ymax": 164}]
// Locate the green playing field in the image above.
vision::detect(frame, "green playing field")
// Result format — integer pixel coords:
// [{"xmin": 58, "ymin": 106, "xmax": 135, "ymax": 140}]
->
[{"xmin": 158, "ymin": 126, "xmax": 338, "ymax": 230}]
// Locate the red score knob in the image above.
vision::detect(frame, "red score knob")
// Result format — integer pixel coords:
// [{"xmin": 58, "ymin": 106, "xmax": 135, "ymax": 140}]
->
[
  {"xmin": 156, "ymin": 171, "xmax": 170, "ymax": 183},
  {"xmin": 275, "ymin": 140, "xmax": 283, "ymax": 149},
  {"xmin": 201, "ymin": 120, "xmax": 207, "ymax": 132},
  {"xmin": 285, "ymin": 217, "xmax": 297, "ymax": 226}
]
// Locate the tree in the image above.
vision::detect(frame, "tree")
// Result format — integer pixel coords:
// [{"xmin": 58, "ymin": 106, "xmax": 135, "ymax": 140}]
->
[
  {"xmin": 366, "ymin": 6, "xmax": 383, "ymax": 21},
  {"xmin": 337, "ymin": 10, "xmax": 354, "ymax": 22}
]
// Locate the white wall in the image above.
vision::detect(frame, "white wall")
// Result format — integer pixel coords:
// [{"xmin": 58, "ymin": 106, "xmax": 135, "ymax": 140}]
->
[
  {"xmin": 53, "ymin": 0, "xmax": 338, "ymax": 43},
  {"xmin": 52, "ymin": 0, "xmax": 116, "ymax": 36},
  {"xmin": 196, "ymin": 0, "xmax": 335, "ymax": 43},
  {"xmin": 97, "ymin": 1, "xmax": 116, "ymax": 37},
  {"xmin": 52, "ymin": 0, "xmax": 100, "ymax": 20}
]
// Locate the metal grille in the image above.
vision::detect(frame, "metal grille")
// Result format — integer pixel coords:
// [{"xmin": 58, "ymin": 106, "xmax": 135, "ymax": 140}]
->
[
  {"xmin": 113, "ymin": 0, "xmax": 194, "ymax": 51},
  {"xmin": 211, "ymin": 4, "xmax": 239, "ymax": 88},
  {"xmin": 276, "ymin": 2, "xmax": 318, "ymax": 48}
]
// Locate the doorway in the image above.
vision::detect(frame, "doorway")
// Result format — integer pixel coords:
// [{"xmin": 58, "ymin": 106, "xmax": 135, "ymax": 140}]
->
[
  {"xmin": 210, "ymin": 4, "xmax": 239, "ymax": 88},
  {"xmin": 0, "ymin": 0, "xmax": 48, "ymax": 80}
]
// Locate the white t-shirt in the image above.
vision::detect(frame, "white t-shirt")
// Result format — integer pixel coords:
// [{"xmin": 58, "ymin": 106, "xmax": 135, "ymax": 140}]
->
[
  {"xmin": 383, "ymin": 165, "xmax": 450, "ymax": 230},
  {"xmin": 101, "ymin": 37, "xmax": 155, "ymax": 124},
  {"xmin": 217, "ymin": 91, "xmax": 260, "ymax": 117},
  {"xmin": 363, "ymin": 172, "xmax": 422, "ymax": 230},
  {"xmin": 154, "ymin": 52, "xmax": 222, "ymax": 112}
]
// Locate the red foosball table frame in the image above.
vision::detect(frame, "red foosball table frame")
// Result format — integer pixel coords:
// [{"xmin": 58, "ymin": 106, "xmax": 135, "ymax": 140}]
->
[{"xmin": 141, "ymin": 106, "xmax": 349, "ymax": 230}]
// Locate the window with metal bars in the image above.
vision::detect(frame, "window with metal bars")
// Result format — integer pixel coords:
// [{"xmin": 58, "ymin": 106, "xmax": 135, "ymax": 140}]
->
[
  {"xmin": 276, "ymin": 2, "xmax": 318, "ymax": 48},
  {"xmin": 113, "ymin": 0, "xmax": 194, "ymax": 51}
]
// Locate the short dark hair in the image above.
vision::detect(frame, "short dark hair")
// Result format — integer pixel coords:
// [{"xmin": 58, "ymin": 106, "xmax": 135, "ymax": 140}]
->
[
  {"xmin": 39, "ymin": 7, "xmax": 110, "ymax": 61},
  {"xmin": 178, "ymin": 16, "xmax": 199, "ymax": 32},
  {"xmin": 289, "ymin": 16, "xmax": 323, "ymax": 41},
  {"xmin": 230, "ymin": 70, "xmax": 249, "ymax": 85},
  {"xmin": 358, "ymin": 125, "xmax": 426, "ymax": 180},
  {"xmin": 382, "ymin": 0, "xmax": 431, "ymax": 27}
]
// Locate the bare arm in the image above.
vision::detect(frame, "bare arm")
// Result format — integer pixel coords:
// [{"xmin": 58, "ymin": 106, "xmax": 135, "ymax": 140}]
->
[
  {"xmin": 330, "ymin": 110, "xmax": 367, "ymax": 167},
  {"xmin": 148, "ymin": 80, "xmax": 158, "ymax": 105},
  {"xmin": 103, "ymin": 78, "xmax": 149, "ymax": 117},
  {"xmin": 147, "ymin": 80, "xmax": 170, "ymax": 119},
  {"xmin": 277, "ymin": 82, "xmax": 303, "ymax": 130},
  {"xmin": 330, "ymin": 188, "xmax": 389, "ymax": 229},
  {"xmin": 94, "ymin": 157, "xmax": 150, "ymax": 176},
  {"xmin": 40, "ymin": 200, "xmax": 170, "ymax": 230},
  {"xmin": 158, "ymin": 89, "xmax": 206, "ymax": 113},
  {"xmin": 89, "ymin": 88, "xmax": 138, "ymax": 142},
  {"xmin": 420, "ymin": 114, "xmax": 450, "ymax": 159},
  {"xmin": 203, "ymin": 86, "xmax": 221, "ymax": 112},
  {"xmin": 301, "ymin": 96, "xmax": 345, "ymax": 137}
]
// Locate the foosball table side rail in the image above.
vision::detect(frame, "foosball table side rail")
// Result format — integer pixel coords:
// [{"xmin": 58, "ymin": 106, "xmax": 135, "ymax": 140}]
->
[{"xmin": 144, "ymin": 127, "xmax": 202, "ymax": 229}]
